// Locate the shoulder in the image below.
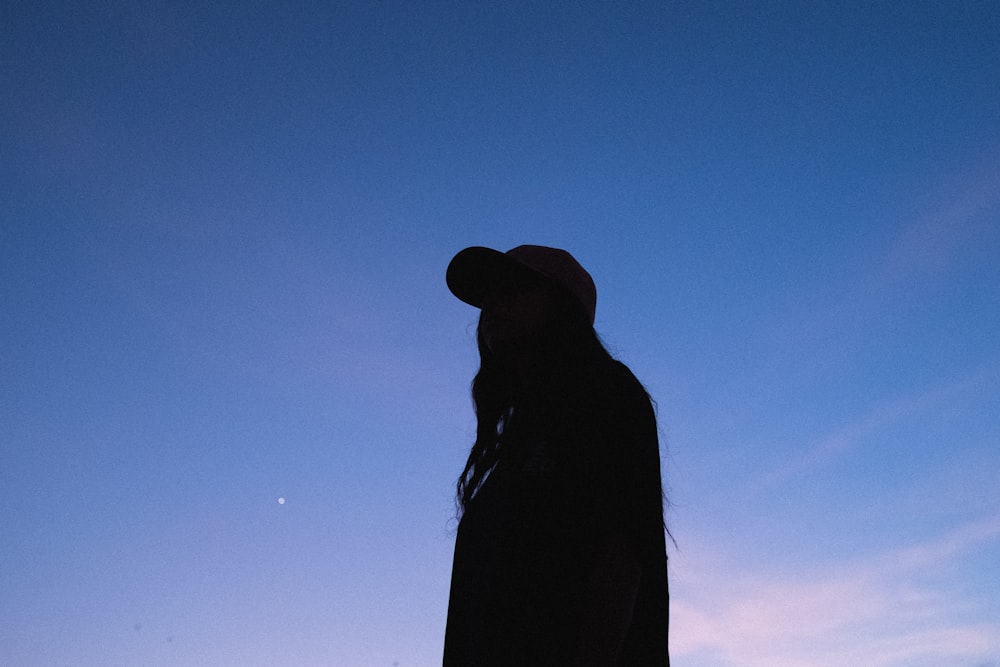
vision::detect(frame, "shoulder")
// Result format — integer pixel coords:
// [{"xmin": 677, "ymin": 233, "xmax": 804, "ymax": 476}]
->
[
  {"xmin": 564, "ymin": 359, "xmax": 656, "ymax": 450},
  {"xmin": 607, "ymin": 360, "xmax": 647, "ymax": 396},
  {"xmin": 592, "ymin": 360, "xmax": 654, "ymax": 419}
]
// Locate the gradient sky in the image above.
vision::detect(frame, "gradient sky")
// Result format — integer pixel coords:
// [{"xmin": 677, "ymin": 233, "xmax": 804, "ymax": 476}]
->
[{"xmin": 3, "ymin": 2, "xmax": 999, "ymax": 666}]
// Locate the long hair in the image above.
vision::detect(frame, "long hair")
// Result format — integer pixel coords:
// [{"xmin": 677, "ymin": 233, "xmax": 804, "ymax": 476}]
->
[{"xmin": 456, "ymin": 287, "xmax": 624, "ymax": 514}]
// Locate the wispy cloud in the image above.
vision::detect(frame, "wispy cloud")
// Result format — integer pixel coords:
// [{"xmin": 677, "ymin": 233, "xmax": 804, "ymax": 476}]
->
[
  {"xmin": 881, "ymin": 161, "xmax": 1000, "ymax": 285},
  {"xmin": 749, "ymin": 358, "xmax": 1000, "ymax": 494},
  {"xmin": 671, "ymin": 515, "xmax": 1000, "ymax": 667}
]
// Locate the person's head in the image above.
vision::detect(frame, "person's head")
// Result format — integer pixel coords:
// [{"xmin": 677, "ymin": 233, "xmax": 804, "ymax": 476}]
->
[
  {"xmin": 477, "ymin": 269, "xmax": 553, "ymax": 355},
  {"xmin": 448, "ymin": 244, "xmax": 600, "ymax": 367},
  {"xmin": 447, "ymin": 245, "xmax": 614, "ymax": 508}
]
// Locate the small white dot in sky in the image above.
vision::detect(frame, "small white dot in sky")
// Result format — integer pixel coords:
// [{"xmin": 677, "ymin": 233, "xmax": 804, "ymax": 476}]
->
[{"xmin": 277, "ymin": 497, "xmax": 285, "ymax": 505}]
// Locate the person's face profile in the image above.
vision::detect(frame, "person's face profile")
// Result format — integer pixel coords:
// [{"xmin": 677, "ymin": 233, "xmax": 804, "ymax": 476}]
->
[{"xmin": 479, "ymin": 273, "xmax": 554, "ymax": 353}]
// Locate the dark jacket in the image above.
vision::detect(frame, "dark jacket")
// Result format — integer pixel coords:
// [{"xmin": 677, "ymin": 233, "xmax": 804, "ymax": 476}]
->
[{"xmin": 444, "ymin": 361, "xmax": 670, "ymax": 666}]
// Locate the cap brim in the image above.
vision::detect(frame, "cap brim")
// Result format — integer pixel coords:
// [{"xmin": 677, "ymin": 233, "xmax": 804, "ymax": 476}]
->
[{"xmin": 446, "ymin": 246, "xmax": 529, "ymax": 309}]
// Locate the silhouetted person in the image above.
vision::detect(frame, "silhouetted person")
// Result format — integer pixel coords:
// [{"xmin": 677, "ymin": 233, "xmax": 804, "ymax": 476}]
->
[{"xmin": 443, "ymin": 245, "xmax": 670, "ymax": 666}]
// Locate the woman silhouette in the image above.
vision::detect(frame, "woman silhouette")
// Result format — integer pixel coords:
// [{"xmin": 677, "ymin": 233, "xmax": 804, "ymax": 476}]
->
[{"xmin": 443, "ymin": 245, "xmax": 670, "ymax": 666}]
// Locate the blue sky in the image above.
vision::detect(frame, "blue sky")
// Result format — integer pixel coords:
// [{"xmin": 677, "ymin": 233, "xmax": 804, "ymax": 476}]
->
[{"xmin": 2, "ymin": 2, "xmax": 999, "ymax": 665}]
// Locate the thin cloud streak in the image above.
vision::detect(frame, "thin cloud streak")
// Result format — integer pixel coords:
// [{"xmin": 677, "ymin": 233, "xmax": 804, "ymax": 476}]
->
[
  {"xmin": 882, "ymin": 161, "xmax": 1000, "ymax": 285},
  {"xmin": 748, "ymin": 358, "xmax": 1000, "ymax": 494},
  {"xmin": 880, "ymin": 514, "xmax": 1000, "ymax": 572},
  {"xmin": 760, "ymin": 156, "xmax": 1000, "ymax": 380}
]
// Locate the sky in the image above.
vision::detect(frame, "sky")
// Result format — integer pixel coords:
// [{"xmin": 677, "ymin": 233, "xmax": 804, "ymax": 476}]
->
[{"xmin": 2, "ymin": 2, "xmax": 999, "ymax": 666}]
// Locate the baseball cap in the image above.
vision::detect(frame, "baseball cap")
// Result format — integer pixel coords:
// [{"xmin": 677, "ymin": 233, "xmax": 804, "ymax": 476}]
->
[{"xmin": 446, "ymin": 245, "xmax": 597, "ymax": 325}]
